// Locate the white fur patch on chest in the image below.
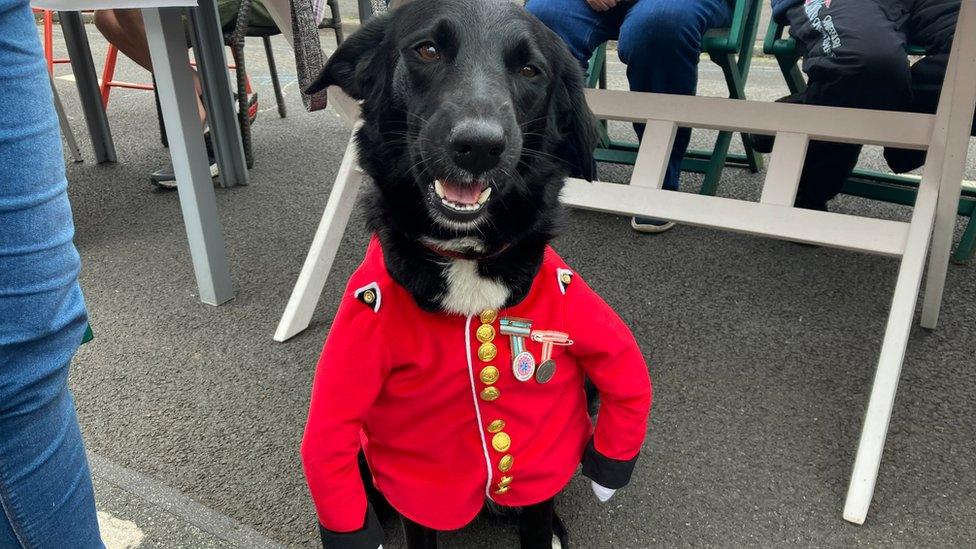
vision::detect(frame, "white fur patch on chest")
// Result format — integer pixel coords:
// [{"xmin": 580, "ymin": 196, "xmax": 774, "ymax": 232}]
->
[{"xmin": 438, "ymin": 259, "xmax": 510, "ymax": 316}]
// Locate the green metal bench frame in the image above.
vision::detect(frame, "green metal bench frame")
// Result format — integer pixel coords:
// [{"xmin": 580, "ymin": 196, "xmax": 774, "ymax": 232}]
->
[
  {"xmin": 764, "ymin": 20, "xmax": 976, "ymax": 263},
  {"xmin": 585, "ymin": 0, "xmax": 764, "ymax": 197}
]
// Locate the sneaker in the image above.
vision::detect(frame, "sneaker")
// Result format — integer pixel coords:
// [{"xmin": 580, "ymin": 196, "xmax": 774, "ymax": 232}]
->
[
  {"xmin": 631, "ymin": 216, "xmax": 675, "ymax": 234},
  {"xmin": 749, "ymin": 91, "xmax": 807, "ymax": 153},
  {"xmin": 150, "ymin": 154, "xmax": 219, "ymax": 189}
]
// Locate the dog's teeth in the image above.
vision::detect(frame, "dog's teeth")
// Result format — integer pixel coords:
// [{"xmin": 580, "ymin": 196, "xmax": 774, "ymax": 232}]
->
[
  {"xmin": 439, "ymin": 195, "xmax": 483, "ymax": 212},
  {"xmin": 434, "ymin": 180, "xmax": 446, "ymax": 199},
  {"xmin": 477, "ymin": 187, "xmax": 492, "ymax": 205}
]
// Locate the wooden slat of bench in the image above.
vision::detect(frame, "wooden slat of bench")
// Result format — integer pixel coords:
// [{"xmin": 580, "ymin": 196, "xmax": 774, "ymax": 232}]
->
[
  {"xmin": 584, "ymin": 89, "xmax": 934, "ymax": 149},
  {"xmin": 562, "ymin": 178, "xmax": 910, "ymax": 256},
  {"xmin": 761, "ymin": 132, "xmax": 809, "ymax": 206},
  {"xmin": 631, "ymin": 119, "xmax": 677, "ymax": 189}
]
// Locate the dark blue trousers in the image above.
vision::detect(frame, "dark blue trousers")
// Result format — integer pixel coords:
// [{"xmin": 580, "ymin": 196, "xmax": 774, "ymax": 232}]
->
[{"xmin": 526, "ymin": 0, "xmax": 730, "ymax": 190}]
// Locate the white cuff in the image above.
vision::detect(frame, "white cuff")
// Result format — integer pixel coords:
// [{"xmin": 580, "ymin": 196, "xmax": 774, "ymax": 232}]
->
[{"xmin": 591, "ymin": 480, "xmax": 616, "ymax": 503}]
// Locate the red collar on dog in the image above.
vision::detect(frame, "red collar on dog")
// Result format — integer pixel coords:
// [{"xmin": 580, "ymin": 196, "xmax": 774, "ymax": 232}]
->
[{"xmin": 421, "ymin": 242, "xmax": 511, "ymax": 261}]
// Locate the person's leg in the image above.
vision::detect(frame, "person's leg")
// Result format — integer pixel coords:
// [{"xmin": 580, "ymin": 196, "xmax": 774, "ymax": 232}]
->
[
  {"xmin": 94, "ymin": 9, "xmax": 153, "ymax": 71},
  {"xmin": 517, "ymin": 498, "xmax": 556, "ymax": 549},
  {"xmin": 785, "ymin": 0, "xmax": 912, "ymax": 208},
  {"xmin": 525, "ymin": 0, "xmax": 618, "ymax": 69},
  {"xmin": 885, "ymin": 0, "xmax": 970, "ymax": 173},
  {"xmin": 526, "ymin": 0, "xmax": 620, "ymax": 182},
  {"xmin": 94, "ymin": 8, "xmax": 207, "ymax": 123},
  {"xmin": 0, "ymin": 0, "xmax": 101, "ymax": 546},
  {"xmin": 616, "ymin": 0, "xmax": 730, "ymax": 192},
  {"xmin": 400, "ymin": 514, "xmax": 438, "ymax": 549}
]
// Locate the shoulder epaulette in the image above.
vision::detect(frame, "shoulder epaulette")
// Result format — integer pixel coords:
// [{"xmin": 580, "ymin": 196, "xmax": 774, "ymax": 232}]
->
[
  {"xmin": 556, "ymin": 268, "xmax": 573, "ymax": 295},
  {"xmin": 353, "ymin": 282, "xmax": 381, "ymax": 313}
]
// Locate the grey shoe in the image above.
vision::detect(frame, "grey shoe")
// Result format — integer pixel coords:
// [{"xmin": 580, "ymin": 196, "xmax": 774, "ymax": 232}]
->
[
  {"xmin": 631, "ymin": 216, "xmax": 675, "ymax": 234},
  {"xmin": 150, "ymin": 155, "xmax": 219, "ymax": 189}
]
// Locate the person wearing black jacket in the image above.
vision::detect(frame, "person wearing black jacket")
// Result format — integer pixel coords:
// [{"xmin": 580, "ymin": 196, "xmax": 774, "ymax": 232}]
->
[{"xmin": 764, "ymin": 0, "xmax": 973, "ymax": 211}]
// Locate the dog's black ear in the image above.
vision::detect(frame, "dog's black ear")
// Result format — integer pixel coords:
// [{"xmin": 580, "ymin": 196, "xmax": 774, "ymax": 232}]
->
[
  {"xmin": 305, "ymin": 14, "xmax": 391, "ymax": 98},
  {"xmin": 550, "ymin": 41, "xmax": 599, "ymax": 181}
]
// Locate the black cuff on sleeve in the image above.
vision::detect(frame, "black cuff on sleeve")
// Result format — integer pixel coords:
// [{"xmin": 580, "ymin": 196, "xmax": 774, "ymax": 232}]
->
[
  {"xmin": 580, "ymin": 438, "xmax": 639, "ymax": 490},
  {"xmin": 319, "ymin": 504, "xmax": 383, "ymax": 549}
]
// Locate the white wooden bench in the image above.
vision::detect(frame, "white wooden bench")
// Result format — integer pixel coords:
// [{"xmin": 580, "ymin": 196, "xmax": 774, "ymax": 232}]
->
[{"xmin": 274, "ymin": 0, "xmax": 976, "ymax": 525}]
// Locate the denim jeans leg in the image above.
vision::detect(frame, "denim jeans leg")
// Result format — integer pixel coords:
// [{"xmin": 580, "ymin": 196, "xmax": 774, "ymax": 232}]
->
[
  {"xmin": 617, "ymin": 0, "xmax": 730, "ymax": 190},
  {"xmin": 0, "ymin": 0, "xmax": 101, "ymax": 546},
  {"xmin": 526, "ymin": 0, "xmax": 620, "ymax": 69}
]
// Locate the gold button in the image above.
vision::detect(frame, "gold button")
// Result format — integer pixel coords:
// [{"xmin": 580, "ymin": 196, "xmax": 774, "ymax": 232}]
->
[
  {"xmin": 497, "ymin": 475, "xmax": 513, "ymax": 489},
  {"xmin": 480, "ymin": 309, "xmax": 498, "ymax": 324},
  {"xmin": 487, "ymin": 419, "xmax": 505, "ymax": 433},
  {"xmin": 362, "ymin": 289, "xmax": 376, "ymax": 304},
  {"xmin": 477, "ymin": 342, "xmax": 497, "ymax": 362},
  {"xmin": 491, "ymin": 432, "xmax": 511, "ymax": 452},
  {"xmin": 480, "ymin": 366, "xmax": 500, "ymax": 385},
  {"xmin": 480, "ymin": 386, "xmax": 500, "ymax": 402},
  {"xmin": 476, "ymin": 324, "xmax": 495, "ymax": 343},
  {"xmin": 560, "ymin": 273, "xmax": 572, "ymax": 285},
  {"xmin": 494, "ymin": 485, "xmax": 510, "ymax": 495},
  {"xmin": 498, "ymin": 454, "xmax": 513, "ymax": 472}
]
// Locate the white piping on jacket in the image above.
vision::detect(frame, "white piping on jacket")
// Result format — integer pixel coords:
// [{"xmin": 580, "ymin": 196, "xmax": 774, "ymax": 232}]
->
[{"xmin": 463, "ymin": 314, "xmax": 495, "ymax": 501}]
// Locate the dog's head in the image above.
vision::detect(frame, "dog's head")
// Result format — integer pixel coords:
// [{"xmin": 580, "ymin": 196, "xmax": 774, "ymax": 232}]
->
[{"xmin": 308, "ymin": 0, "xmax": 597, "ymax": 239}]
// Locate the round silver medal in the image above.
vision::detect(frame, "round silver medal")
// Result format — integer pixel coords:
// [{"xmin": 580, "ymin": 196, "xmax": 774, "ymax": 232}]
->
[{"xmin": 535, "ymin": 359, "xmax": 556, "ymax": 383}]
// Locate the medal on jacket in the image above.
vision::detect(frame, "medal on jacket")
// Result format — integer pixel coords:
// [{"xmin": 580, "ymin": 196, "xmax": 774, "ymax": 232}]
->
[
  {"xmin": 500, "ymin": 317, "xmax": 535, "ymax": 382},
  {"xmin": 530, "ymin": 330, "xmax": 573, "ymax": 384}
]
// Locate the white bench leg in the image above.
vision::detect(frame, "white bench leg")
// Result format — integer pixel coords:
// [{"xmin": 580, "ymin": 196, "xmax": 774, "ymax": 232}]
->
[
  {"xmin": 919, "ymin": 175, "xmax": 965, "ymax": 330},
  {"xmin": 919, "ymin": 1, "xmax": 976, "ymax": 330},
  {"xmin": 843, "ymin": 170, "xmax": 940, "ymax": 524},
  {"xmin": 274, "ymin": 136, "xmax": 363, "ymax": 342},
  {"xmin": 842, "ymin": 258, "xmax": 923, "ymax": 524}
]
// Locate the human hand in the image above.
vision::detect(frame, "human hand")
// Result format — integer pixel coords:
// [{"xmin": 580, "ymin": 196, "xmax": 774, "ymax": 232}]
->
[
  {"xmin": 591, "ymin": 480, "xmax": 617, "ymax": 502},
  {"xmin": 585, "ymin": 0, "xmax": 618, "ymax": 12}
]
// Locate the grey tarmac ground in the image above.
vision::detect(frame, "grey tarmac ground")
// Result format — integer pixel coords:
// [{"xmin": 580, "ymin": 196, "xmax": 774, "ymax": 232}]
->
[{"xmin": 43, "ymin": 14, "xmax": 976, "ymax": 549}]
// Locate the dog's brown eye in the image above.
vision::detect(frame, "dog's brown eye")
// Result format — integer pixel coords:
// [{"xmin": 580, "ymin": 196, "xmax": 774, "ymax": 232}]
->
[
  {"xmin": 416, "ymin": 43, "xmax": 441, "ymax": 61},
  {"xmin": 519, "ymin": 65, "xmax": 538, "ymax": 78}
]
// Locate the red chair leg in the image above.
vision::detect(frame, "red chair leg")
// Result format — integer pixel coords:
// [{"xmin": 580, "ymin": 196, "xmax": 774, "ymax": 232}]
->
[
  {"xmin": 100, "ymin": 45, "xmax": 119, "ymax": 107},
  {"xmin": 44, "ymin": 10, "xmax": 54, "ymax": 74}
]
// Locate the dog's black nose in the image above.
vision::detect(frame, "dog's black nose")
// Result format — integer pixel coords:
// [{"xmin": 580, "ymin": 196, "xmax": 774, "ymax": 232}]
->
[{"xmin": 449, "ymin": 120, "xmax": 505, "ymax": 174}]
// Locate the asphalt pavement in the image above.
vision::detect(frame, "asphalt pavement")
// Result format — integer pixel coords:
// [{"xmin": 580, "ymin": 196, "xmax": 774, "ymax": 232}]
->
[{"xmin": 50, "ymin": 23, "xmax": 976, "ymax": 548}]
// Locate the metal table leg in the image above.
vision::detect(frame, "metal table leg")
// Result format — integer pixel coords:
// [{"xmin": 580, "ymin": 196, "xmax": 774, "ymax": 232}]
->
[
  {"xmin": 188, "ymin": 1, "xmax": 249, "ymax": 188},
  {"xmin": 143, "ymin": 7, "xmax": 234, "ymax": 305},
  {"xmin": 58, "ymin": 11, "xmax": 117, "ymax": 164}
]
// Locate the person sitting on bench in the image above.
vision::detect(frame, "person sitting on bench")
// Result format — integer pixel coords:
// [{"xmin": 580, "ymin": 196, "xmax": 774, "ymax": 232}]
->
[
  {"xmin": 526, "ymin": 0, "xmax": 731, "ymax": 234},
  {"xmin": 761, "ymin": 0, "xmax": 975, "ymax": 212}
]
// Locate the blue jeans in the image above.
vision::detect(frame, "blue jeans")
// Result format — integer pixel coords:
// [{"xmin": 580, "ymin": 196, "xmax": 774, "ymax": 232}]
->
[
  {"xmin": 0, "ymin": 0, "xmax": 102, "ymax": 546},
  {"xmin": 526, "ymin": 0, "xmax": 730, "ymax": 190}
]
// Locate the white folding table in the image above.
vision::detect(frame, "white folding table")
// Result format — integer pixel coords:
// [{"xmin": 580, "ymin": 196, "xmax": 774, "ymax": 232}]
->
[{"xmin": 274, "ymin": 0, "xmax": 976, "ymax": 524}]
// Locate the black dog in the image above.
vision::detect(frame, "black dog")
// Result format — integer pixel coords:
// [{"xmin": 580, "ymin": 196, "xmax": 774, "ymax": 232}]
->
[
  {"xmin": 307, "ymin": 0, "xmax": 597, "ymax": 318},
  {"xmin": 304, "ymin": 1, "xmax": 610, "ymax": 547}
]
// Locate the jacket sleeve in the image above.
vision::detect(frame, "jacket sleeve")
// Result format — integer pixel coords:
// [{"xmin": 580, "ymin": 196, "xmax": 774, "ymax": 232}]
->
[
  {"xmin": 564, "ymin": 275, "xmax": 652, "ymax": 489},
  {"xmin": 301, "ymin": 291, "xmax": 391, "ymax": 546}
]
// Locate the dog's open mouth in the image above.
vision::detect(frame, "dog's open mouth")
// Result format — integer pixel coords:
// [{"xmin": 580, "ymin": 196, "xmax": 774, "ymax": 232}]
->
[{"xmin": 431, "ymin": 179, "xmax": 492, "ymax": 214}]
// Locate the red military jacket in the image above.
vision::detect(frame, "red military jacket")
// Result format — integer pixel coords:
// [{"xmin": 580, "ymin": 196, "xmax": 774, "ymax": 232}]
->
[{"xmin": 302, "ymin": 237, "xmax": 652, "ymax": 539}]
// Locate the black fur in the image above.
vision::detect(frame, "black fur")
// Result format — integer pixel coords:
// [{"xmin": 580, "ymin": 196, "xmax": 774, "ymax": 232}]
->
[{"xmin": 308, "ymin": 0, "xmax": 598, "ymax": 312}]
